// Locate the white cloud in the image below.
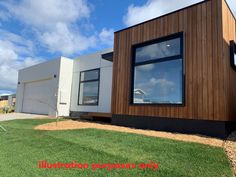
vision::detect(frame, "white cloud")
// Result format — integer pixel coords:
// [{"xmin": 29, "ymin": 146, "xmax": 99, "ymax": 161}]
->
[
  {"xmin": 123, "ymin": 0, "xmax": 203, "ymax": 26},
  {"xmin": 0, "ymin": 30, "xmax": 44, "ymax": 91},
  {"xmin": 138, "ymin": 64, "xmax": 155, "ymax": 71},
  {"xmin": 39, "ymin": 23, "xmax": 97, "ymax": 55},
  {"xmin": 1, "ymin": 0, "xmax": 113, "ymax": 56},
  {"xmin": 0, "ymin": 29, "xmax": 34, "ymax": 56},
  {"xmin": 149, "ymin": 78, "xmax": 174, "ymax": 87},
  {"xmin": 99, "ymin": 28, "xmax": 114, "ymax": 46},
  {"xmin": 1, "ymin": 0, "xmax": 98, "ymax": 55},
  {"xmin": 2, "ymin": 0, "xmax": 90, "ymax": 29}
]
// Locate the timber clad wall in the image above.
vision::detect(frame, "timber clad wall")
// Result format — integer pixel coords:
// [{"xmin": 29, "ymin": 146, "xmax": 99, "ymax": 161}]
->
[
  {"xmin": 112, "ymin": 0, "xmax": 236, "ymax": 121},
  {"xmin": 222, "ymin": 0, "xmax": 236, "ymax": 121}
]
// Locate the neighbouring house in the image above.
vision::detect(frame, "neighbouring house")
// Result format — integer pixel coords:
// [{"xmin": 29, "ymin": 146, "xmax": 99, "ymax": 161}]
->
[
  {"xmin": 0, "ymin": 94, "xmax": 16, "ymax": 108},
  {"xmin": 16, "ymin": 0, "xmax": 236, "ymax": 138}
]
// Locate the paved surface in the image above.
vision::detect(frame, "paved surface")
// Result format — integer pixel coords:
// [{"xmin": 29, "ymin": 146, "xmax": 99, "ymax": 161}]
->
[{"xmin": 0, "ymin": 113, "xmax": 48, "ymax": 122}]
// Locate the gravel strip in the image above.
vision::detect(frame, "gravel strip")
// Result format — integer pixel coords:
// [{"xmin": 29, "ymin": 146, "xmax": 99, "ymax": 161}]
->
[
  {"xmin": 34, "ymin": 120, "xmax": 223, "ymax": 147},
  {"xmin": 224, "ymin": 131, "xmax": 236, "ymax": 177}
]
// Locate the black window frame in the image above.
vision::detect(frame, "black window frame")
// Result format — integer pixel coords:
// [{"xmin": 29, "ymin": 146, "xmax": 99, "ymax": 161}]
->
[
  {"xmin": 78, "ymin": 68, "xmax": 100, "ymax": 106},
  {"xmin": 130, "ymin": 32, "xmax": 185, "ymax": 106},
  {"xmin": 230, "ymin": 40, "xmax": 236, "ymax": 70}
]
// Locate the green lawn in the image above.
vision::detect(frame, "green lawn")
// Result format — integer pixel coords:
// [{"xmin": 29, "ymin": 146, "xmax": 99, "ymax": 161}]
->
[{"xmin": 0, "ymin": 119, "xmax": 233, "ymax": 177}]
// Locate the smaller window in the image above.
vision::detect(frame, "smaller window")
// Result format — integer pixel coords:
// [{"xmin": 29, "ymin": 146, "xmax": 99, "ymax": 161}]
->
[
  {"xmin": 78, "ymin": 69, "xmax": 100, "ymax": 105},
  {"xmin": 230, "ymin": 40, "xmax": 236, "ymax": 70}
]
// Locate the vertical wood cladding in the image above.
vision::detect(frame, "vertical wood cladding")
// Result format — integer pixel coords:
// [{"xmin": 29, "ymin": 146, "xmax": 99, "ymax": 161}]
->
[
  {"xmin": 222, "ymin": 0, "xmax": 236, "ymax": 121},
  {"xmin": 112, "ymin": 0, "xmax": 236, "ymax": 121}
]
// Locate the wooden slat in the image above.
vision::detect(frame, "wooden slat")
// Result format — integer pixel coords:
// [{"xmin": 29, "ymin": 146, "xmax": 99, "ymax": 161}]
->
[
  {"xmin": 211, "ymin": 0, "xmax": 219, "ymax": 120},
  {"xmin": 206, "ymin": 0, "xmax": 214, "ymax": 119},
  {"xmin": 221, "ymin": 0, "xmax": 236, "ymax": 121}
]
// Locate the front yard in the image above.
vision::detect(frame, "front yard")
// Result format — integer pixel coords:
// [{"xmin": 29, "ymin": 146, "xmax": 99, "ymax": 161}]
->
[{"xmin": 0, "ymin": 119, "xmax": 233, "ymax": 177}]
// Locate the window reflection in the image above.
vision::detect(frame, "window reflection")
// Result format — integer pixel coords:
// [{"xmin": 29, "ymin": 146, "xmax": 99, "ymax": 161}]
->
[
  {"xmin": 79, "ymin": 69, "xmax": 100, "ymax": 105},
  {"xmin": 135, "ymin": 38, "xmax": 180, "ymax": 63},
  {"xmin": 132, "ymin": 33, "xmax": 183, "ymax": 104},
  {"xmin": 133, "ymin": 60, "xmax": 182, "ymax": 104},
  {"xmin": 80, "ymin": 70, "xmax": 99, "ymax": 81},
  {"xmin": 79, "ymin": 81, "xmax": 99, "ymax": 105}
]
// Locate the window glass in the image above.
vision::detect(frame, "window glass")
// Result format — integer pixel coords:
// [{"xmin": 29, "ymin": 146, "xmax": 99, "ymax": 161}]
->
[
  {"xmin": 234, "ymin": 54, "xmax": 236, "ymax": 66},
  {"xmin": 80, "ymin": 70, "xmax": 99, "ymax": 81},
  {"xmin": 135, "ymin": 38, "xmax": 180, "ymax": 63},
  {"xmin": 132, "ymin": 33, "xmax": 183, "ymax": 104},
  {"xmin": 79, "ymin": 81, "xmax": 99, "ymax": 105},
  {"xmin": 133, "ymin": 59, "xmax": 183, "ymax": 104}
]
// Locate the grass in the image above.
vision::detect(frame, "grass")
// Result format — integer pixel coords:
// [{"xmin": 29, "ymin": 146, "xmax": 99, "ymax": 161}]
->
[{"xmin": 0, "ymin": 119, "xmax": 233, "ymax": 177}]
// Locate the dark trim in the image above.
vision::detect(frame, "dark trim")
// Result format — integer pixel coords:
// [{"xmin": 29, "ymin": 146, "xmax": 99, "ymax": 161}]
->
[
  {"xmin": 112, "ymin": 114, "xmax": 236, "ymax": 139},
  {"xmin": 135, "ymin": 55, "xmax": 182, "ymax": 66},
  {"xmin": 230, "ymin": 40, "xmax": 236, "ymax": 70},
  {"xmin": 101, "ymin": 52, "xmax": 113, "ymax": 62},
  {"xmin": 133, "ymin": 32, "xmax": 183, "ymax": 49},
  {"xmin": 115, "ymin": 0, "xmax": 210, "ymax": 34},
  {"xmin": 130, "ymin": 32, "xmax": 185, "ymax": 106},
  {"xmin": 70, "ymin": 111, "xmax": 88, "ymax": 118},
  {"xmin": 78, "ymin": 68, "xmax": 100, "ymax": 106}
]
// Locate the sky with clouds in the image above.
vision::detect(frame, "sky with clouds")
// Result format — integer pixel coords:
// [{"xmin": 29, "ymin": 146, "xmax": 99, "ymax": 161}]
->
[{"xmin": 0, "ymin": 0, "xmax": 235, "ymax": 95}]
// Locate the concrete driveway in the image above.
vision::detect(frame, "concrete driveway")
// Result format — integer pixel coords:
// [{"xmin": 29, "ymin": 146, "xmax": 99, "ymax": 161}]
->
[{"xmin": 0, "ymin": 113, "xmax": 48, "ymax": 122}]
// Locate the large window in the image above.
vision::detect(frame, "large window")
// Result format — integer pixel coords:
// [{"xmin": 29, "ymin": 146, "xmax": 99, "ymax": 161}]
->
[
  {"xmin": 131, "ymin": 32, "xmax": 184, "ymax": 105},
  {"xmin": 78, "ymin": 69, "xmax": 100, "ymax": 105}
]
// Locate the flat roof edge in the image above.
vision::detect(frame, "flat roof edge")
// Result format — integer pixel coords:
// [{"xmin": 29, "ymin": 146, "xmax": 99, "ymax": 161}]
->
[
  {"xmin": 115, "ymin": 0, "xmax": 209, "ymax": 34},
  {"xmin": 18, "ymin": 56, "xmax": 66, "ymax": 72}
]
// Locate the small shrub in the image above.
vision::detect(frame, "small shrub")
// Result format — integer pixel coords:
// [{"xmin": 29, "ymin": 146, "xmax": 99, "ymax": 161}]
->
[{"xmin": 8, "ymin": 106, "xmax": 15, "ymax": 113}]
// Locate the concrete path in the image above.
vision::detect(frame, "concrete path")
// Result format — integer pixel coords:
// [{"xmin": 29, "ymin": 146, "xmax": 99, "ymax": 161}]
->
[{"xmin": 0, "ymin": 113, "xmax": 48, "ymax": 122}]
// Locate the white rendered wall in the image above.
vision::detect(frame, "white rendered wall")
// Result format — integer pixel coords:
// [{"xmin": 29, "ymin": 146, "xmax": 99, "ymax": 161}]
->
[
  {"xmin": 16, "ymin": 57, "xmax": 73, "ymax": 116},
  {"xmin": 57, "ymin": 57, "xmax": 73, "ymax": 116},
  {"xmin": 70, "ymin": 49, "xmax": 113, "ymax": 113}
]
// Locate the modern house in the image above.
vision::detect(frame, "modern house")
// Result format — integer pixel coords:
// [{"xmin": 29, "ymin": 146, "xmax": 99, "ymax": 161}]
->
[
  {"xmin": 16, "ymin": 0, "xmax": 236, "ymax": 138},
  {"xmin": 16, "ymin": 49, "xmax": 113, "ymax": 117}
]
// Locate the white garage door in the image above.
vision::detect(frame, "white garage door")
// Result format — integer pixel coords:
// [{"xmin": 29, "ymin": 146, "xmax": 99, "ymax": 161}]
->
[{"xmin": 22, "ymin": 79, "xmax": 54, "ymax": 115}]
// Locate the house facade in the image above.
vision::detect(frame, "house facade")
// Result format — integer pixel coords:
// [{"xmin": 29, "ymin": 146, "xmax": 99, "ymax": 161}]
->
[
  {"xmin": 16, "ymin": 57, "xmax": 74, "ymax": 116},
  {"xmin": 16, "ymin": 50, "xmax": 112, "ymax": 117},
  {"xmin": 16, "ymin": 0, "xmax": 236, "ymax": 137},
  {"xmin": 69, "ymin": 49, "xmax": 113, "ymax": 116},
  {"xmin": 111, "ymin": 0, "xmax": 236, "ymax": 137}
]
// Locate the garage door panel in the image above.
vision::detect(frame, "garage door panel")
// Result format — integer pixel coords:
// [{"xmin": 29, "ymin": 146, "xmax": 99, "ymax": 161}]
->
[{"xmin": 22, "ymin": 79, "xmax": 54, "ymax": 115}]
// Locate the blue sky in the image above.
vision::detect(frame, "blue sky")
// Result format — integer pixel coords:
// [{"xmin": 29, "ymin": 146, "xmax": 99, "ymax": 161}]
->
[{"xmin": 0, "ymin": 0, "xmax": 235, "ymax": 95}]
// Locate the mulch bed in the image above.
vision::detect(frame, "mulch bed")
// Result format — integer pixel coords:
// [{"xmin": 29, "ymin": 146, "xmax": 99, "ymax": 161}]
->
[{"xmin": 34, "ymin": 120, "xmax": 223, "ymax": 147}]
